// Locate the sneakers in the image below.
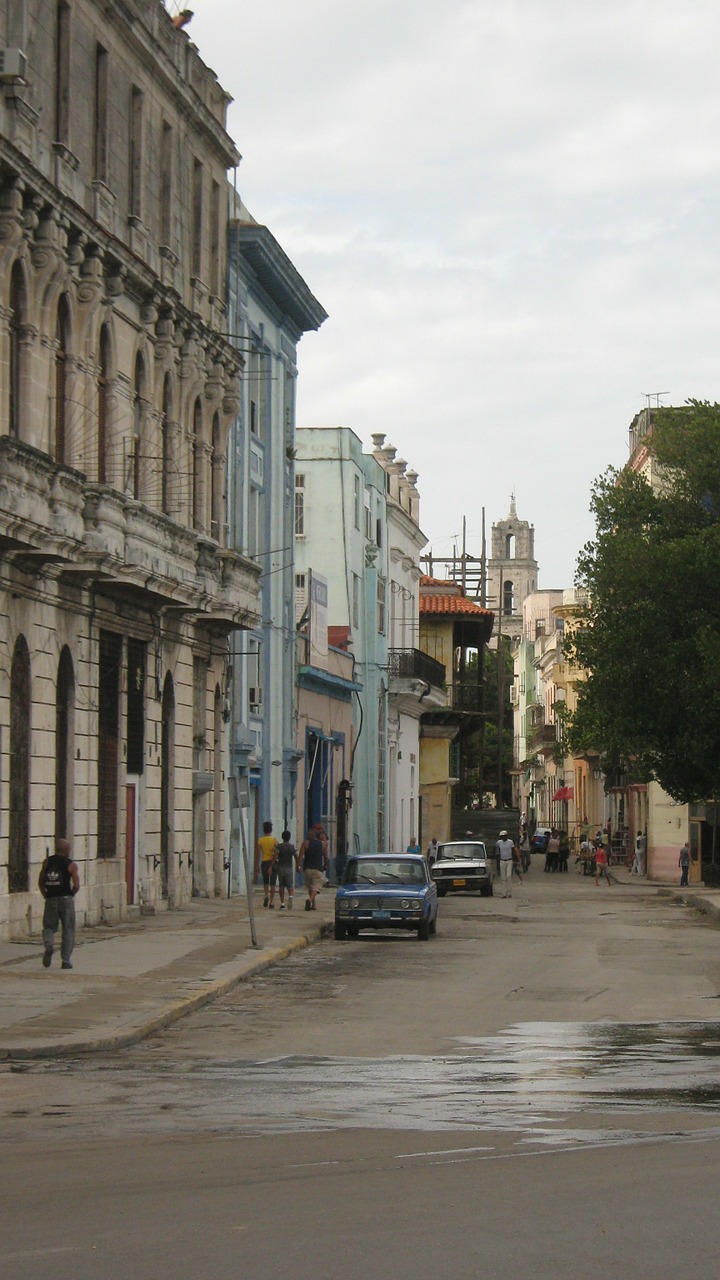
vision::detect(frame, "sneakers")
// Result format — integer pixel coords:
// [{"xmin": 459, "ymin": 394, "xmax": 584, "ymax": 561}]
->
[
  {"xmin": 42, "ymin": 948, "xmax": 52, "ymax": 968},
  {"xmin": 288, "ymin": 897, "xmax": 293, "ymax": 910},
  {"xmin": 280, "ymin": 902, "xmax": 286, "ymax": 910},
  {"xmin": 61, "ymin": 961, "xmax": 73, "ymax": 970},
  {"xmin": 304, "ymin": 899, "xmax": 311, "ymax": 911},
  {"xmin": 268, "ymin": 902, "xmax": 275, "ymax": 909},
  {"xmin": 263, "ymin": 897, "xmax": 269, "ymax": 908}
]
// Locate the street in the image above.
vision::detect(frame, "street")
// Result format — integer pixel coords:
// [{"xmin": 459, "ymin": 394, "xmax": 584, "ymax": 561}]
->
[{"xmin": 3, "ymin": 871, "xmax": 720, "ymax": 1278}]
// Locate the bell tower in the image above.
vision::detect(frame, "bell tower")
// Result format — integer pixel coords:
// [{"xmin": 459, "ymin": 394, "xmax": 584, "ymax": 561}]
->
[{"xmin": 486, "ymin": 496, "xmax": 537, "ymax": 646}]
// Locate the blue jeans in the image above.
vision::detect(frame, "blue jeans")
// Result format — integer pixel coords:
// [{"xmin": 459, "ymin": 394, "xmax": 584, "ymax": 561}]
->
[
  {"xmin": 680, "ymin": 865, "xmax": 689, "ymax": 886},
  {"xmin": 42, "ymin": 896, "xmax": 76, "ymax": 963}
]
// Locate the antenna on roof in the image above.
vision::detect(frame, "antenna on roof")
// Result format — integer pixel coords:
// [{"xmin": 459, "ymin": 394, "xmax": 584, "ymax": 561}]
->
[{"xmin": 642, "ymin": 392, "xmax": 668, "ymax": 409}]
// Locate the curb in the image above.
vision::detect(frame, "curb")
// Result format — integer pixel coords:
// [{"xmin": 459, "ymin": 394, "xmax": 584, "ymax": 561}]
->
[{"xmin": 0, "ymin": 921, "xmax": 333, "ymax": 1062}]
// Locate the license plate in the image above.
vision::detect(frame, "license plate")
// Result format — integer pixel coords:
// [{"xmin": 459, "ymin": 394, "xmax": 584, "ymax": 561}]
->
[
  {"xmin": 372, "ymin": 910, "xmax": 391, "ymax": 923},
  {"xmin": 453, "ymin": 878, "xmax": 466, "ymax": 887}
]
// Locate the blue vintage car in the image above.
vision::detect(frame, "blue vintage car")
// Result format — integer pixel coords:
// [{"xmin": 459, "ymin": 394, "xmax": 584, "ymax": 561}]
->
[{"xmin": 334, "ymin": 853, "xmax": 438, "ymax": 941}]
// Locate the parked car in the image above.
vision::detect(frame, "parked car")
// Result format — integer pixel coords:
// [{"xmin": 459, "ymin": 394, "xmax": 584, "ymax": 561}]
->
[
  {"xmin": 430, "ymin": 841, "xmax": 494, "ymax": 897},
  {"xmin": 335, "ymin": 853, "xmax": 438, "ymax": 940},
  {"xmin": 531, "ymin": 826, "xmax": 552, "ymax": 852}
]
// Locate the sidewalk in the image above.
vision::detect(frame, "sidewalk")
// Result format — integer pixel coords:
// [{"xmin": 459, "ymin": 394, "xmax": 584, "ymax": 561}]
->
[{"xmin": 0, "ymin": 888, "xmax": 334, "ymax": 1061}]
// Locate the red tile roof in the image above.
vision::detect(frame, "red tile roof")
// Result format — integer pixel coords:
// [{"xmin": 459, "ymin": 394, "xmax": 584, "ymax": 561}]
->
[{"xmin": 420, "ymin": 592, "xmax": 494, "ymax": 619}]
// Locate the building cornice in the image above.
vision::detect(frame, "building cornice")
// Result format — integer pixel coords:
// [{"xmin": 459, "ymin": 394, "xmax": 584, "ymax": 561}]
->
[{"xmin": 230, "ymin": 222, "xmax": 328, "ymax": 337}]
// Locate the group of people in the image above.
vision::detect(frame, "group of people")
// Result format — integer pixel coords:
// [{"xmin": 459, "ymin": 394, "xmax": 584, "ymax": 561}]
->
[
  {"xmin": 256, "ymin": 821, "xmax": 329, "ymax": 912},
  {"xmin": 540, "ymin": 829, "xmax": 571, "ymax": 873}
]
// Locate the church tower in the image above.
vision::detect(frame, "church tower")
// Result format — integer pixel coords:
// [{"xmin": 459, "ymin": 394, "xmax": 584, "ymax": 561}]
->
[{"xmin": 486, "ymin": 497, "xmax": 538, "ymax": 646}]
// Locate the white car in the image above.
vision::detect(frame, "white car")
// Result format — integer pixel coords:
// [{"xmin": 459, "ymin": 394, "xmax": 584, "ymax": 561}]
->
[{"xmin": 430, "ymin": 841, "xmax": 494, "ymax": 897}]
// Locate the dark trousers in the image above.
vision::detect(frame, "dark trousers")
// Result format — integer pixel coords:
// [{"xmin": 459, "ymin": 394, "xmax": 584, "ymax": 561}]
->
[
  {"xmin": 42, "ymin": 896, "xmax": 76, "ymax": 963},
  {"xmin": 680, "ymin": 865, "xmax": 689, "ymax": 886}
]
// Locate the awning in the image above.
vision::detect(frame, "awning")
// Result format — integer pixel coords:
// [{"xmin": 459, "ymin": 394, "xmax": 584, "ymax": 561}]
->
[{"xmin": 553, "ymin": 785, "xmax": 574, "ymax": 802}]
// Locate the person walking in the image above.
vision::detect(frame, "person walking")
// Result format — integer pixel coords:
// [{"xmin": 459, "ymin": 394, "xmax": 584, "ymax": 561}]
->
[
  {"xmin": 595, "ymin": 838, "xmax": 612, "ymax": 887},
  {"xmin": 679, "ymin": 843, "xmax": 690, "ymax": 887},
  {"xmin": 298, "ymin": 828, "xmax": 328, "ymax": 910},
  {"xmin": 519, "ymin": 827, "xmax": 532, "ymax": 873},
  {"xmin": 496, "ymin": 830, "xmax": 517, "ymax": 898},
  {"xmin": 38, "ymin": 838, "xmax": 80, "ymax": 969},
  {"xmin": 257, "ymin": 820, "xmax": 279, "ymax": 907},
  {"xmin": 426, "ymin": 837, "xmax": 439, "ymax": 866},
  {"xmin": 273, "ymin": 830, "xmax": 297, "ymax": 909}
]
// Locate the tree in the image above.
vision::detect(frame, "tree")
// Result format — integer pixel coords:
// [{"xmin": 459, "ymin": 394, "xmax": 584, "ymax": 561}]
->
[{"xmin": 566, "ymin": 400, "xmax": 720, "ymax": 803}]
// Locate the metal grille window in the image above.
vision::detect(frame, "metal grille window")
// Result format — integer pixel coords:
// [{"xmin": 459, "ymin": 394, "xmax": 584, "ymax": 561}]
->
[
  {"xmin": 9, "ymin": 636, "xmax": 31, "ymax": 892},
  {"xmin": 126, "ymin": 639, "xmax": 145, "ymax": 775},
  {"xmin": 295, "ymin": 474, "xmax": 305, "ymax": 537},
  {"xmin": 98, "ymin": 631, "xmax": 121, "ymax": 859}
]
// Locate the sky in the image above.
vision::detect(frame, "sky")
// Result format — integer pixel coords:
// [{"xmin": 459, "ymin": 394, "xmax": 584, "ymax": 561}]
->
[{"xmin": 170, "ymin": 0, "xmax": 720, "ymax": 588}]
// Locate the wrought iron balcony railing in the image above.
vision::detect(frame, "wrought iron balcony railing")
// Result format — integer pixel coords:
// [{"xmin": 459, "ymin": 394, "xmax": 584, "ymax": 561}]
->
[{"xmin": 388, "ymin": 648, "xmax": 446, "ymax": 689}]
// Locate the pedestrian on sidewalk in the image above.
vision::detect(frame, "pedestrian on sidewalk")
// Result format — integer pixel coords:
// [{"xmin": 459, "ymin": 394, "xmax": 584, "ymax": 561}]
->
[
  {"xmin": 273, "ymin": 831, "xmax": 297, "ymax": 909},
  {"xmin": 406, "ymin": 836, "xmax": 421, "ymax": 855},
  {"xmin": 595, "ymin": 839, "xmax": 612, "ymax": 887},
  {"xmin": 426, "ymin": 837, "xmax": 439, "ymax": 866},
  {"xmin": 257, "ymin": 821, "xmax": 279, "ymax": 908},
  {"xmin": 496, "ymin": 830, "xmax": 517, "ymax": 898},
  {"xmin": 632, "ymin": 832, "xmax": 646, "ymax": 875},
  {"xmin": 679, "ymin": 843, "xmax": 690, "ymax": 887},
  {"xmin": 298, "ymin": 828, "xmax": 327, "ymax": 910},
  {"xmin": 38, "ymin": 838, "xmax": 80, "ymax": 969}
]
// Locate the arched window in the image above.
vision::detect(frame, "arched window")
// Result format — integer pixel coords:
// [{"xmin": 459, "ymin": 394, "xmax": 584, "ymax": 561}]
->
[
  {"xmin": 9, "ymin": 636, "xmax": 31, "ymax": 893},
  {"xmin": 192, "ymin": 397, "xmax": 204, "ymax": 532},
  {"xmin": 503, "ymin": 580, "xmax": 514, "ymax": 617},
  {"xmin": 211, "ymin": 410, "xmax": 222, "ymax": 540},
  {"xmin": 132, "ymin": 352, "xmax": 145, "ymax": 499},
  {"xmin": 55, "ymin": 294, "xmax": 71, "ymax": 463},
  {"xmin": 9, "ymin": 261, "xmax": 26, "ymax": 439},
  {"xmin": 55, "ymin": 647, "xmax": 75, "ymax": 840},
  {"xmin": 97, "ymin": 325, "xmax": 110, "ymax": 484},
  {"xmin": 161, "ymin": 373, "xmax": 172, "ymax": 516}
]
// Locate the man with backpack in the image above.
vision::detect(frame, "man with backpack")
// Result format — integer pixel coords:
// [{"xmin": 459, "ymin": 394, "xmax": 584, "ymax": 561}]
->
[{"xmin": 38, "ymin": 838, "xmax": 80, "ymax": 970}]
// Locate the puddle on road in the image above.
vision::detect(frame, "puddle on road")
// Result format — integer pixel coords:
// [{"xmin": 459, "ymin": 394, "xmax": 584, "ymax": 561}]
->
[{"xmin": 6, "ymin": 1020, "xmax": 720, "ymax": 1143}]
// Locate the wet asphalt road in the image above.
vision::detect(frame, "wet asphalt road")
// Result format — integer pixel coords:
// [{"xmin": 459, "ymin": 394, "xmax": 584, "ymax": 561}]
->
[{"xmin": 3, "ymin": 873, "xmax": 720, "ymax": 1278}]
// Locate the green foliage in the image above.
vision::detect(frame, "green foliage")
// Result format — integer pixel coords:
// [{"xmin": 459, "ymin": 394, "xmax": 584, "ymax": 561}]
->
[{"xmin": 567, "ymin": 401, "xmax": 720, "ymax": 802}]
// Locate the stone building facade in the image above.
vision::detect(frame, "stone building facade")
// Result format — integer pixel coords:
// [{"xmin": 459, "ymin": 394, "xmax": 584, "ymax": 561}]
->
[{"xmin": 0, "ymin": 1, "xmax": 260, "ymax": 939}]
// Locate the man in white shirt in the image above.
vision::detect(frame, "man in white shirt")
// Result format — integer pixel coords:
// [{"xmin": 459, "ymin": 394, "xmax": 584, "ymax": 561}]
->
[{"xmin": 496, "ymin": 830, "xmax": 517, "ymax": 899}]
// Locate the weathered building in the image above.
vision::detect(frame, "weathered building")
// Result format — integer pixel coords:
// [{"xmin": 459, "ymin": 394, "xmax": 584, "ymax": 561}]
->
[
  {"xmin": 226, "ymin": 206, "xmax": 326, "ymax": 879},
  {"xmin": 0, "ymin": 0, "xmax": 260, "ymax": 939}
]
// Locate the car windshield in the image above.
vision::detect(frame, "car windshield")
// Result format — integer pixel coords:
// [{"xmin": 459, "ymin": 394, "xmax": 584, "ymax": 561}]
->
[
  {"xmin": 345, "ymin": 858, "xmax": 426, "ymax": 885},
  {"xmin": 437, "ymin": 843, "xmax": 486, "ymax": 860}
]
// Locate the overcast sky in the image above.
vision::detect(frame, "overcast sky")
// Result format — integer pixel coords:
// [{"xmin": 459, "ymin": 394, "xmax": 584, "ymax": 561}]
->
[{"xmin": 174, "ymin": 0, "xmax": 720, "ymax": 589}]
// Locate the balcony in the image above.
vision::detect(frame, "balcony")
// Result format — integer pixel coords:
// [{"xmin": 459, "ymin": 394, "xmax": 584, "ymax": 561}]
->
[
  {"xmin": 388, "ymin": 648, "xmax": 445, "ymax": 689},
  {"xmin": 528, "ymin": 722, "xmax": 557, "ymax": 755}
]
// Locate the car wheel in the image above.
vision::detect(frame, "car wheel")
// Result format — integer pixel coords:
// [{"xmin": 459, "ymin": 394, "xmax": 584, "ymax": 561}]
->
[
  {"xmin": 437, "ymin": 884, "xmax": 448, "ymax": 897},
  {"xmin": 418, "ymin": 918, "xmax": 430, "ymax": 941},
  {"xmin": 429, "ymin": 914, "xmax": 437, "ymax": 936},
  {"xmin": 334, "ymin": 921, "xmax": 347, "ymax": 940}
]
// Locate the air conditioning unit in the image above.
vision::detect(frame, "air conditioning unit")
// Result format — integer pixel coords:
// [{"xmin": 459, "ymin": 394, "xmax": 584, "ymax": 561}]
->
[
  {"xmin": 0, "ymin": 49, "xmax": 27, "ymax": 80},
  {"xmin": 249, "ymin": 686, "xmax": 262, "ymax": 711}
]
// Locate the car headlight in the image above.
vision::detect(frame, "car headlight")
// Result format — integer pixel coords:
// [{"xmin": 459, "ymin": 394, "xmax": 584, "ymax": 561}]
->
[
  {"xmin": 400, "ymin": 898, "xmax": 410, "ymax": 909},
  {"xmin": 338, "ymin": 900, "xmax": 349, "ymax": 913},
  {"xmin": 350, "ymin": 897, "xmax": 361, "ymax": 908},
  {"xmin": 411, "ymin": 899, "xmax": 421, "ymax": 910}
]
